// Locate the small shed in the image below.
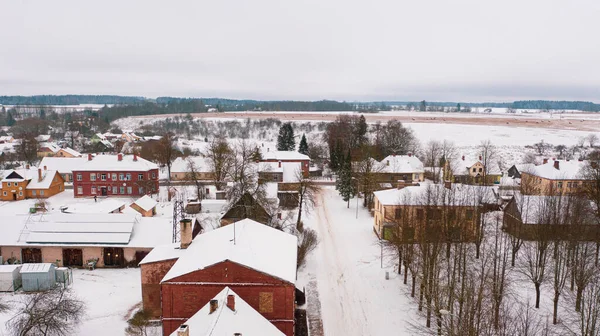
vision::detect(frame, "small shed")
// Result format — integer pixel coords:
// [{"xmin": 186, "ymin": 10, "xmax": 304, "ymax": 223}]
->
[
  {"xmin": 0, "ymin": 265, "xmax": 22, "ymax": 292},
  {"xmin": 130, "ymin": 195, "xmax": 158, "ymax": 217},
  {"xmin": 21, "ymin": 263, "xmax": 57, "ymax": 292}
]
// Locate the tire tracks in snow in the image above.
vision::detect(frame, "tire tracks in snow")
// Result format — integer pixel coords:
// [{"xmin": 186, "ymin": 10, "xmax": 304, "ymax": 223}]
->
[{"xmin": 314, "ymin": 190, "xmax": 371, "ymax": 336}]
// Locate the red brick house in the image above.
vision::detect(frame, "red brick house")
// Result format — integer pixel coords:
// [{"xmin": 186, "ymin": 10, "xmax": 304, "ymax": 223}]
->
[
  {"xmin": 139, "ymin": 218, "xmax": 297, "ymax": 336},
  {"xmin": 262, "ymin": 150, "xmax": 310, "ymax": 177},
  {"xmin": 72, "ymin": 154, "xmax": 159, "ymax": 197}
]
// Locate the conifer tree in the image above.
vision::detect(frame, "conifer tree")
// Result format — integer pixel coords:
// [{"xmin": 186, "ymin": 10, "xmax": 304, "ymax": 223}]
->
[
  {"xmin": 299, "ymin": 134, "xmax": 309, "ymax": 156},
  {"xmin": 277, "ymin": 122, "xmax": 295, "ymax": 151},
  {"xmin": 336, "ymin": 149, "xmax": 356, "ymax": 208},
  {"xmin": 356, "ymin": 114, "xmax": 368, "ymax": 147}
]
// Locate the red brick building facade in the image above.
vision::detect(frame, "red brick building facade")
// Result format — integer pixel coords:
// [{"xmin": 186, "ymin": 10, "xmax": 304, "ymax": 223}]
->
[
  {"xmin": 161, "ymin": 260, "xmax": 295, "ymax": 336},
  {"xmin": 72, "ymin": 154, "xmax": 159, "ymax": 197}
]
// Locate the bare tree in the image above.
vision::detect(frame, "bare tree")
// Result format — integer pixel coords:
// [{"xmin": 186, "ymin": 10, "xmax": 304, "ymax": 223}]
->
[
  {"xmin": 17, "ymin": 133, "xmax": 39, "ymax": 166},
  {"xmin": 551, "ymin": 240, "xmax": 569, "ymax": 324},
  {"xmin": 576, "ymin": 274, "xmax": 600, "ymax": 336},
  {"xmin": 296, "ymin": 228, "xmax": 318, "ymax": 268},
  {"xmin": 155, "ymin": 132, "xmax": 177, "ymax": 180},
  {"xmin": 7, "ymin": 288, "xmax": 86, "ymax": 336},
  {"xmin": 478, "ymin": 139, "xmax": 497, "ymax": 185},
  {"xmin": 125, "ymin": 309, "xmax": 152, "ymax": 336},
  {"xmin": 490, "ymin": 213, "xmax": 511, "ymax": 330},
  {"xmin": 588, "ymin": 134, "xmax": 599, "ymax": 148},
  {"xmin": 202, "ymin": 137, "xmax": 232, "ymax": 190},
  {"xmin": 186, "ymin": 158, "xmax": 205, "ymax": 200},
  {"xmin": 294, "ymin": 170, "xmax": 321, "ymax": 228}
]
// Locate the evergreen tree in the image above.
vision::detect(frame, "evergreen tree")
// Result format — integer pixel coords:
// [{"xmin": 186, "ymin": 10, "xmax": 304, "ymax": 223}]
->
[
  {"xmin": 39, "ymin": 109, "xmax": 46, "ymax": 120},
  {"xmin": 356, "ymin": 114, "xmax": 368, "ymax": 147},
  {"xmin": 335, "ymin": 149, "xmax": 356, "ymax": 208},
  {"xmin": 456, "ymin": 103, "xmax": 461, "ymax": 112},
  {"xmin": 276, "ymin": 122, "xmax": 295, "ymax": 151},
  {"xmin": 299, "ymin": 134, "xmax": 309, "ymax": 155},
  {"xmin": 420, "ymin": 100, "xmax": 427, "ymax": 112},
  {"xmin": 6, "ymin": 111, "xmax": 15, "ymax": 127}
]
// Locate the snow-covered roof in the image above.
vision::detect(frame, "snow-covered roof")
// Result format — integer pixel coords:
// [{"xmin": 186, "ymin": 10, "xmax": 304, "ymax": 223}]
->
[
  {"xmin": 450, "ymin": 156, "xmax": 502, "ymax": 175},
  {"xmin": 39, "ymin": 157, "xmax": 88, "ymax": 174},
  {"xmin": 62, "ymin": 199, "xmax": 126, "ymax": 214},
  {"xmin": 39, "ymin": 142, "xmax": 60, "ymax": 153},
  {"xmin": 374, "ymin": 183, "xmax": 497, "ymax": 206},
  {"xmin": 169, "ymin": 287, "xmax": 285, "ymax": 336},
  {"xmin": 526, "ymin": 159, "xmax": 586, "ymax": 180},
  {"xmin": 139, "ymin": 242, "xmax": 185, "ymax": 265},
  {"xmin": 262, "ymin": 150, "xmax": 309, "ymax": 161},
  {"xmin": 25, "ymin": 213, "xmax": 138, "ymax": 244},
  {"xmin": 58, "ymin": 147, "xmax": 82, "ymax": 157},
  {"xmin": 132, "ymin": 195, "xmax": 158, "ymax": 212},
  {"xmin": 379, "ymin": 155, "xmax": 424, "ymax": 174},
  {"xmin": 20, "ymin": 263, "xmax": 53, "ymax": 273},
  {"xmin": 73, "ymin": 154, "xmax": 158, "ymax": 172},
  {"xmin": 1, "ymin": 168, "xmax": 39, "ymax": 183},
  {"xmin": 515, "ymin": 163, "xmax": 535, "ymax": 173},
  {"xmin": 513, "ymin": 193, "xmax": 594, "ymax": 225},
  {"xmin": 26, "ymin": 170, "xmax": 60, "ymax": 190},
  {"xmin": 170, "ymin": 156, "xmax": 211, "ymax": 173},
  {"xmin": 0, "ymin": 265, "xmax": 21, "ymax": 273},
  {"xmin": 35, "ymin": 135, "xmax": 51, "ymax": 142},
  {"xmin": 162, "ymin": 219, "xmax": 297, "ymax": 283}
]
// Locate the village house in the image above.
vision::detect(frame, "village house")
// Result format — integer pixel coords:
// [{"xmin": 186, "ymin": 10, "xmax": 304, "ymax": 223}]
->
[
  {"xmin": 72, "ymin": 153, "xmax": 159, "ymax": 198},
  {"xmin": 130, "ymin": 195, "xmax": 158, "ymax": 217},
  {"xmin": 170, "ymin": 156, "xmax": 214, "ymax": 181},
  {"xmin": 258, "ymin": 161, "xmax": 303, "ymax": 208},
  {"xmin": 507, "ymin": 163, "xmax": 535, "ymax": 179},
  {"xmin": 38, "ymin": 156, "xmax": 88, "ymax": 183},
  {"xmin": 444, "ymin": 155, "xmax": 502, "ymax": 185},
  {"xmin": 139, "ymin": 218, "xmax": 297, "ymax": 336},
  {"xmin": 372, "ymin": 183, "xmax": 498, "ymax": 242},
  {"xmin": 261, "ymin": 150, "xmax": 310, "ymax": 177},
  {"xmin": 37, "ymin": 142, "xmax": 61, "ymax": 157},
  {"xmin": 0, "ymin": 167, "xmax": 64, "ymax": 201},
  {"xmin": 520, "ymin": 159, "xmax": 588, "ymax": 195},
  {"xmin": 0, "ymin": 135, "xmax": 14, "ymax": 144},
  {"xmin": 0, "ymin": 212, "xmax": 171, "ymax": 268},
  {"xmin": 169, "ymin": 287, "xmax": 285, "ymax": 336},
  {"xmin": 503, "ymin": 193, "xmax": 599, "ymax": 240},
  {"xmin": 373, "ymin": 154, "xmax": 425, "ymax": 186},
  {"xmin": 220, "ymin": 192, "xmax": 272, "ymax": 226},
  {"xmin": 55, "ymin": 147, "xmax": 82, "ymax": 158}
]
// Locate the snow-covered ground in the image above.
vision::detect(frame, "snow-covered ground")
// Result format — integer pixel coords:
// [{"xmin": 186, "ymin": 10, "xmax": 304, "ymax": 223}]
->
[{"xmin": 300, "ymin": 187, "xmax": 417, "ymax": 336}]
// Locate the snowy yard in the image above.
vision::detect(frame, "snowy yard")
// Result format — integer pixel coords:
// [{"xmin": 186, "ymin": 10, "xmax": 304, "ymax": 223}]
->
[{"xmin": 0, "ymin": 268, "xmax": 143, "ymax": 336}]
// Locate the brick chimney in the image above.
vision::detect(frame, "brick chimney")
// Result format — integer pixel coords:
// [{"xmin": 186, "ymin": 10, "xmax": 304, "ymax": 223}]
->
[
  {"xmin": 479, "ymin": 155, "xmax": 482, "ymax": 161},
  {"xmin": 554, "ymin": 160, "xmax": 560, "ymax": 170},
  {"xmin": 408, "ymin": 152, "xmax": 412, "ymax": 157},
  {"xmin": 227, "ymin": 294, "xmax": 235, "ymax": 311},
  {"xmin": 26, "ymin": 164, "xmax": 30, "ymax": 169},
  {"xmin": 38, "ymin": 168, "xmax": 42, "ymax": 182},
  {"xmin": 88, "ymin": 153, "xmax": 93, "ymax": 161},
  {"xmin": 176, "ymin": 325, "xmax": 189, "ymax": 336},
  {"xmin": 117, "ymin": 153, "xmax": 123, "ymax": 161},
  {"xmin": 43, "ymin": 165, "xmax": 47, "ymax": 170},
  {"xmin": 180, "ymin": 219, "xmax": 193, "ymax": 249},
  {"xmin": 386, "ymin": 160, "xmax": 390, "ymax": 166},
  {"xmin": 278, "ymin": 161, "xmax": 281, "ymax": 168},
  {"xmin": 133, "ymin": 154, "xmax": 138, "ymax": 162},
  {"xmin": 543, "ymin": 158, "xmax": 548, "ymax": 164},
  {"xmin": 461, "ymin": 156, "xmax": 465, "ymax": 161},
  {"xmin": 209, "ymin": 299, "xmax": 219, "ymax": 314}
]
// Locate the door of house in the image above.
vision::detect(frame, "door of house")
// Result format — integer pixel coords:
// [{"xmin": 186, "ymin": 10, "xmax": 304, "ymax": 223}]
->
[
  {"xmin": 101, "ymin": 187, "xmax": 108, "ymax": 196},
  {"xmin": 63, "ymin": 249, "xmax": 83, "ymax": 267},
  {"xmin": 22, "ymin": 248, "xmax": 42, "ymax": 263},
  {"xmin": 12, "ymin": 193, "xmax": 16, "ymax": 201},
  {"xmin": 103, "ymin": 247, "xmax": 124, "ymax": 267}
]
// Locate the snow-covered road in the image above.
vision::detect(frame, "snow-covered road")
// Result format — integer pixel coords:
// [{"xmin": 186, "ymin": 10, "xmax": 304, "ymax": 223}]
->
[{"xmin": 307, "ymin": 188, "xmax": 415, "ymax": 336}]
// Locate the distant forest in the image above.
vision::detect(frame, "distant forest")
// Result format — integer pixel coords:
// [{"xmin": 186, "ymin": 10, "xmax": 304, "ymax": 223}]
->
[
  {"xmin": 1, "ymin": 95, "xmax": 600, "ymax": 115},
  {"xmin": 0, "ymin": 95, "xmax": 146, "ymax": 105}
]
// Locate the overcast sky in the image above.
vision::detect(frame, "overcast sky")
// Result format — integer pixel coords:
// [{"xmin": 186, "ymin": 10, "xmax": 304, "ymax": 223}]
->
[{"xmin": 1, "ymin": 0, "xmax": 599, "ymax": 102}]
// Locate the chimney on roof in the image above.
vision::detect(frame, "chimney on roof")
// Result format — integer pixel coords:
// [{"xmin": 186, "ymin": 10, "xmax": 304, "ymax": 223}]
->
[
  {"xmin": 227, "ymin": 294, "xmax": 235, "ymax": 311},
  {"xmin": 133, "ymin": 154, "xmax": 138, "ymax": 162},
  {"xmin": 554, "ymin": 160, "xmax": 560, "ymax": 170},
  {"xmin": 461, "ymin": 156, "xmax": 465, "ymax": 161},
  {"xmin": 117, "ymin": 153, "xmax": 123, "ymax": 161},
  {"xmin": 479, "ymin": 155, "xmax": 482, "ymax": 161},
  {"xmin": 88, "ymin": 153, "xmax": 92, "ymax": 161},
  {"xmin": 552, "ymin": 157, "xmax": 556, "ymax": 161},
  {"xmin": 43, "ymin": 165, "xmax": 47, "ymax": 170},
  {"xmin": 278, "ymin": 161, "xmax": 281, "ymax": 168},
  {"xmin": 267, "ymin": 148, "xmax": 270, "ymax": 152},
  {"xmin": 176, "ymin": 325, "xmax": 189, "ymax": 336},
  {"xmin": 180, "ymin": 219, "xmax": 193, "ymax": 249},
  {"xmin": 209, "ymin": 299, "xmax": 219, "ymax": 314},
  {"xmin": 386, "ymin": 160, "xmax": 390, "ymax": 166},
  {"xmin": 38, "ymin": 168, "xmax": 42, "ymax": 182},
  {"xmin": 408, "ymin": 152, "xmax": 412, "ymax": 157},
  {"xmin": 392, "ymin": 154, "xmax": 396, "ymax": 157},
  {"xmin": 543, "ymin": 158, "xmax": 548, "ymax": 164},
  {"xmin": 26, "ymin": 164, "xmax": 30, "ymax": 169}
]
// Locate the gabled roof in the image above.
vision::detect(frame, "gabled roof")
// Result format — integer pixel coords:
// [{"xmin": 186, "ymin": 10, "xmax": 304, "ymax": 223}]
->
[
  {"xmin": 58, "ymin": 147, "xmax": 82, "ymax": 157},
  {"xmin": 38, "ymin": 142, "xmax": 60, "ymax": 153},
  {"xmin": 374, "ymin": 183, "xmax": 497, "ymax": 206},
  {"xmin": 73, "ymin": 154, "xmax": 158, "ymax": 172},
  {"xmin": 161, "ymin": 219, "xmax": 297, "ymax": 284},
  {"xmin": 378, "ymin": 155, "xmax": 424, "ymax": 174},
  {"xmin": 526, "ymin": 159, "xmax": 586, "ymax": 180},
  {"xmin": 39, "ymin": 157, "xmax": 88, "ymax": 174},
  {"xmin": 132, "ymin": 195, "xmax": 158, "ymax": 212},
  {"xmin": 1, "ymin": 168, "xmax": 38, "ymax": 183},
  {"xmin": 169, "ymin": 287, "xmax": 285, "ymax": 336},
  {"xmin": 139, "ymin": 242, "xmax": 183, "ymax": 265},
  {"xmin": 262, "ymin": 150, "xmax": 309, "ymax": 161},
  {"xmin": 449, "ymin": 156, "xmax": 502, "ymax": 175},
  {"xmin": 26, "ymin": 170, "xmax": 61, "ymax": 190}
]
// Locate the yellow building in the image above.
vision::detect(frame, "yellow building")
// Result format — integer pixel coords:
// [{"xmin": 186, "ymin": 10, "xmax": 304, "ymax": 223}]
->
[
  {"xmin": 0, "ymin": 168, "xmax": 65, "ymax": 201},
  {"xmin": 444, "ymin": 156, "xmax": 502, "ymax": 185},
  {"xmin": 520, "ymin": 159, "xmax": 588, "ymax": 195}
]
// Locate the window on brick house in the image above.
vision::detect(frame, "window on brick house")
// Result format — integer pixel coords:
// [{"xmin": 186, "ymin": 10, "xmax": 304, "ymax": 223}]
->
[
  {"xmin": 112, "ymin": 173, "xmax": 117, "ymax": 180},
  {"xmin": 6, "ymin": 182, "xmax": 10, "ymax": 187},
  {"xmin": 77, "ymin": 174, "xmax": 82, "ymax": 181},
  {"xmin": 90, "ymin": 174, "xmax": 96, "ymax": 181},
  {"xmin": 119, "ymin": 173, "xmax": 124, "ymax": 181},
  {"xmin": 77, "ymin": 186, "xmax": 83, "ymax": 194},
  {"xmin": 138, "ymin": 174, "xmax": 144, "ymax": 180},
  {"xmin": 126, "ymin": 173, "xmax": 131, "ymax": 181},
  {"xmin": 120, "ymin": 186, "xmax": 125, "ymax": 194},
  {"xmin": 91, "ymin": 187, "xmax": 96, "ymax": 194},
  {"xmin": 101, "ymin": 173, "xmax": 106, "ymax": 181},
  {"xmin": 395, "ymin": 208, "xmax": 402, "ymax": 219},
  {"xmin": 127, "ymin": 186, "xmax": 132, "ymax": 194}
]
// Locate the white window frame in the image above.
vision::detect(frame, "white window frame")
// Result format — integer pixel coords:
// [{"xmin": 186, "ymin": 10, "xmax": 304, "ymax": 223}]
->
[
  {"xmin": 32, "ymin": 190, "xmax": 36, "ymax": 196},
  {"xmin": 112, "ymin": 173, "xmax": 117, "ymax": 181},
  {"xmin": 77, "ymin": 186, "xmax": 83, "ymax": 194},
  {"xmin": 90, "ymin": 174, "xmax": 96, "ymax": 181},
  {"xmin": 3, "ymin": 191, "xmax": 6, "ymax": 196},
  {"xmin": 119, "ymin": 173, "xmax": 124, "ymax": 181},
  {"xmin": 40, "ymin": 190, "xmax": 44, "ymax": 196},
  {"xmin": 112, "ymin": 186, "xmax": 117, "ymax": 194},
  {"xmin": 6, "ymin": 182, "xmax": 10, "ymax": 187},
  {"xmin": 126, "ymin": 173, "xmax": 131, "ymax": 181},
  {"xmin": 18, "ymin": 191, "xmax": 22, "ymax": 196},
  {"xmin": 77, "ymin": 174, "xmax": 82, "ymax": 181},
  {"xmin": 127, "ymin": 186, "xmax": 132, "ymax": 194},
  {"xmin": 101, "ymin": 173, "xmax": 107, "ymax": 181},
  {"xmin": 138, "ymin": 173, "xmax": 144, "ymax": 180},
  {"xmin": 152, "ymin": 172, "xmax": 156, "ymax": 179},
  {"xmin": 91, "ymin": 187, "xmax": 97, "ymax": 194},
  {"xmin": 120, "ymin": 186, "xmax": 125, "ymax": 194}
]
